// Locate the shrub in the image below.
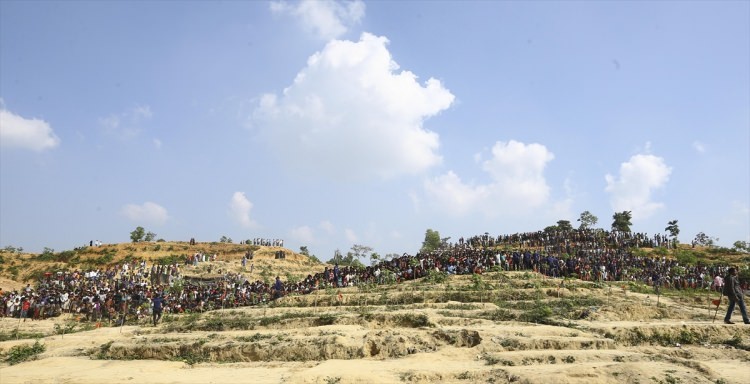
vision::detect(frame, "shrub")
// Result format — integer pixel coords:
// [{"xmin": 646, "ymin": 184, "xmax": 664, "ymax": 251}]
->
[
  {"xmin": 94, "ymin": 252, "xmax": 115, "ymax": 265},
  {"xmin": 394, "ymin": 313, "xmax": 432, "ymax": 328},
  {"xmin": 315, "ymin": 314, "xmax": 337, "ymax": 326},
  {"xmin": 156, "ymin": 254, "xmax": 184, "ymax": 265},
  {"xmin": 518, "ymin": 301, "xmax": 553, "ymax": 324},
  {"xmin": 674, "ymin": 249, "xmax": 698, "ymax": 265},
  {"xmin": 6, "ymin": 340, "xmax": 46, "ymax": 365},
  {"xmin": 424, "ymin": 270, "xmax": 448, "ymax": 284}
]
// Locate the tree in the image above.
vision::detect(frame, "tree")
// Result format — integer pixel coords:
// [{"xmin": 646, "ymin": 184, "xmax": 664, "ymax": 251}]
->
[
  {"xmin": 2, "ymin": 245, "xmax": 23, "ymax": 254},
  {"xmin": 664, "ymin": 220, "xmax": 679, "ymax": 240},
  {"xmin": 611, "ymin": 211, "xmax": 632, "ymax": 232},
  {"xmin": 693, "ymin": 232, "xmax": 716, "ymax": 247},
  {"xmin": 577, "ymin": 210, "xmax": 598, "ymax": 230},
  {"xmin": 328, "ymin": 249, "xmax": 344, "ymax": 264},
  {"xmin": 421, "ymin": 229, "xmax": 442, "ymax": 252},
  {"xmin": 557, "ymin": 220, "xmax": 573, "ymax": 231},
  {"xmin": 144, "ymin": 231, "xmax": 157, "ymax": 242},
  {"xmin": 130, "ymin": 226, "xmax": 145, "ymax": 243},
  {"xmin": 732, "ymin": 241, "xmax": 749, "ymax": 253},
  {"xmin": 350, "ymin": 244, "xmax": 373, "ymax": 260},
  {"xmin": 219, "ymin": 236, "xmax": 233, "ymax": 243},
  {"xmin": 370, "ymin": 252, "xmax": 381, "ymax": 266},
  {"xmin": 440, "ymin": 236, "xmax": 452, "ymax": 248},
  {"xmin": 299, "ymin": 246, "xmax": 310, "ymax": 256},
  {"xmin": 385, "ymin": 253, "xmax": 399, "ymax": 261},
  {"xmin": 326, "ymin": 247, "xmax": 366, "ymax": 268}
]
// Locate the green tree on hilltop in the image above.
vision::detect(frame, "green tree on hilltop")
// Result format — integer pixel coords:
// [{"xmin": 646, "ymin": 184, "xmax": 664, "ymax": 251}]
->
[
  {"xmin": 577, "ymin": 210, "xmax": 598, "ymax": 229},
  {"xmin": 421, "ymin": 229, "xmax": 441, "ymax": 252},
  {"xmin": 557, "ymin": 220, "xmax": 573, "ymax": 231},
  {"xmin": 611, "ymin": 211, "xmax": 632, "ymax": 232},
  {"xmin": 665, "ymin": 220, "xmax": 679, "ymax": 240},
  {"xmin": 130, "ymin": 226, "xmax": 145, "ymax": 243}
]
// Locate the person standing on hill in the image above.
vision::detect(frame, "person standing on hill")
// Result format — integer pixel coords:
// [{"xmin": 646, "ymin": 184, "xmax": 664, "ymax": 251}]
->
[
  {"xmin": 723, "ymin": 267, "xmax": 749, "ymax": 325},
  {"xmin": 152, "ymin": 293, "xmax": 165, "ymax": 326},
  {"xmin": 273, "ymin": 276, "xmax": 283, "ymax": 300},
  {"xmin": 712, "ymin": 274, "xmax": 724, "ymax": 292}
]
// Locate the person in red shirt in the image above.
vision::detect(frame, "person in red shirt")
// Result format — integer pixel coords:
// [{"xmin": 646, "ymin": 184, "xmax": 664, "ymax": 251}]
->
[{"xmin": 20, "ymin": 297, "xmax": 31, "ymax": 322}]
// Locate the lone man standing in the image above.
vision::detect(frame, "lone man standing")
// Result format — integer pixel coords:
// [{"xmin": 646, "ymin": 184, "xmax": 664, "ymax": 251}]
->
[
  {"xmin": 723, "ymin": 267, "xmax": 749, "ymax": 325},
  {"xmin": 152, "ymin": 293, "xmax": 165, "ymax": 326}
]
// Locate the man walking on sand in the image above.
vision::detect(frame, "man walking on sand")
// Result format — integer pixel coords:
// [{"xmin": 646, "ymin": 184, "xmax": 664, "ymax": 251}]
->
[{"xmin": 723, "ymin": 267, "xmax": 749, "ymax": 324}]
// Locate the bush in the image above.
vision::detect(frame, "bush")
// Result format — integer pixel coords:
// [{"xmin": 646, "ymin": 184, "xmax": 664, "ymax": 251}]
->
[
  {"xmin": 94, "ymin": 252, "xmax": 115, "ymax": 265},
  {"xmin": 315, "ymin": 314, "xmax": 337, "ymax": 326},
  {"xmin": 674, "ymin": 249, "xmax": 698, "ymax": 265},
  {"xmin": 519, "ymin": 301, "xmax": 553, "ymax": 324},
  {"xmin": 156, "ymin": 254, "xmax": 184, "ymax": 265},
  {"xmin": 394, "ymin": 313, "xmax": 432, "ymax": 328},
  {"xmin": 424, "ymin": 269, "xmax": 448, "ymax": 284},
  {"xmin": 6, "ymin": 340, "xmax": 46, "ymax": 365}
]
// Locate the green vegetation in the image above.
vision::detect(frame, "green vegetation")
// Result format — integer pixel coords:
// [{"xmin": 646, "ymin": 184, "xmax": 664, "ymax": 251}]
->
[
  {"xmin": 5, "ymin": 340, "xmax": 46, "ymax": 365},
  {"xmin": 0, "ymin": 330, "xmax": 46, "ymax": 342}
]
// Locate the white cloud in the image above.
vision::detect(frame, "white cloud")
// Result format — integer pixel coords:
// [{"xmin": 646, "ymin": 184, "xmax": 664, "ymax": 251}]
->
[
  {"xmin": 424, "ymin": 140, "xmax": 555, "ymax": 216},
  {"xmin": 605, "ymin": 153, "xmax": 672, "ymax": 220},
  {"xmin": 270, "ymin": 0, "xmax": 365, "ymax": 40},
  {"xmin": 0, "ymin": 103, "xmax": 60, "ymax": 151},
  {"xmin": 319, "ymin": 220, "xmax": 336, "ymax": 235},
  {"xmin": 121, "ymin": 202, "xmax": 169, "ymax": 225},
  {"xmin": 692, "ymin": 140, "xmax": 706, "ymax": 154},
  {"xmin": 153, "ymin": 138, "xmax": 162, "ymax": 149},
  {"xmin": 99, "ymin": 105, "xmax": 152, "ymax": 140},
  {"xmin": 253, "ymin": 32, "xmax": 455, "ymax": 180},
  {"xmin": 344, "ymin": 228, "xmax": 358, "ymax": 243},
  {"xmin": 290, "ymin": 225, "xmax": 315, "ymax": 244},
  {"xmin": 228, "ymin": 192, "xmax": 257, "ymax": 228}
]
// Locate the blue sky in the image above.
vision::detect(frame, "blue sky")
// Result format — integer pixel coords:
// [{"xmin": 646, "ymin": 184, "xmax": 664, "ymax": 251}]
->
[{"xmin": 1, "ymin": 0, "xmax": 748, "ymax": 258}]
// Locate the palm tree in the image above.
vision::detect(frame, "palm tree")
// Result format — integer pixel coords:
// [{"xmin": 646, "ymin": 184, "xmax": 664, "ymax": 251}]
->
[{"xmin": 665, "ymin": 220, "xmax": 679, "ymax": 240}]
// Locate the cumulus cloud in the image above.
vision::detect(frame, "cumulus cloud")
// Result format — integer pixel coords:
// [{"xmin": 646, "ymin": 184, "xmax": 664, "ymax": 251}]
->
[
  {"xmin": 424, "ymin": 140, "xmax": 555, "ymax": 216},
  {"xmin": 319, "ymin": 220, "xmax": 336, "ymax": 235},
  {"xmin": 290, "ymin": 225, "xmax": 315, "ymax": 243},
  {"xmin": 253, "ymin": 32, "xmax": 455, "ymax": 180},
  {"xmin": 99, "ymin": 105, "xmax": 152, "ymax": 140},
  {"xmin": 605, "ymin": 153, "xmax": 672, "ymax": 220},
  {"xmin": 121, "ymin": 202, "xmax": 169, "ymax": 225},
  {"xmin": 228, "ymin": 192, "xmax": 257, "ymax": 228},
  {"xmin": 270, "ymin": 0, "xmax": 365, "ymax": 40},
  {"xmin": 0, "ymin": 103, "xmax": 60, "ymax": 151}
]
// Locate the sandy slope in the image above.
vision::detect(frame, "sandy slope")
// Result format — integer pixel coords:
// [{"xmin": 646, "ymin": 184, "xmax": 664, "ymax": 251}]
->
[{"xmin": 2, "ymin": 271, "xmax": 749, "ymax": 384}]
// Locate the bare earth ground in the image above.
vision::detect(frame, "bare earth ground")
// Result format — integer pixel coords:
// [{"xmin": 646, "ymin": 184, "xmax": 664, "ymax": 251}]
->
[{"xmin": 1, "ymin": 255, "xmax": 749, "ymax": 384}]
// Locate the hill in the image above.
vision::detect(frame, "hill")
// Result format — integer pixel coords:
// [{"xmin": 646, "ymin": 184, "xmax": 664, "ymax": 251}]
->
[
  {"xmin": 0, "ymin": 241, "xmax": 321, "ymax": 291},
  {"xmin": 0, "ymin": 241, "xmax": 749, "ymax": 383}
]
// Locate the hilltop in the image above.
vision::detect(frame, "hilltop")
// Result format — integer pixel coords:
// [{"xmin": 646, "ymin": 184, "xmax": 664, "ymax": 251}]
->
[{"xmin": 0, "ymin": 241, "xmax": 321, "ymax": 291}]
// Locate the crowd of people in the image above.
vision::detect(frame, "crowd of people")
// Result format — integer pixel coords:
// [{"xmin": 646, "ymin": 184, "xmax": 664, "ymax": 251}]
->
[{"xmin": 0, "ymin": 229, "xmax": 744, "ymax": 325}]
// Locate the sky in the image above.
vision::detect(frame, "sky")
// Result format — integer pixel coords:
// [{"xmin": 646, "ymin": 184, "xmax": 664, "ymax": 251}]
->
[{"xmin": 1, "ymin": 0, "xmax": 748, "ymax": 259}]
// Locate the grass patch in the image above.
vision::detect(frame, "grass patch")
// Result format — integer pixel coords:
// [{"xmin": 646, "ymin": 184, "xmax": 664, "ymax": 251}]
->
[
  {"xmin": 0, "ymin": 330, "xmax": 46, "ymax": 342},
  {"xmin": 235, "ymin": 333, "xmax": 273, "ymax": 342}
]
